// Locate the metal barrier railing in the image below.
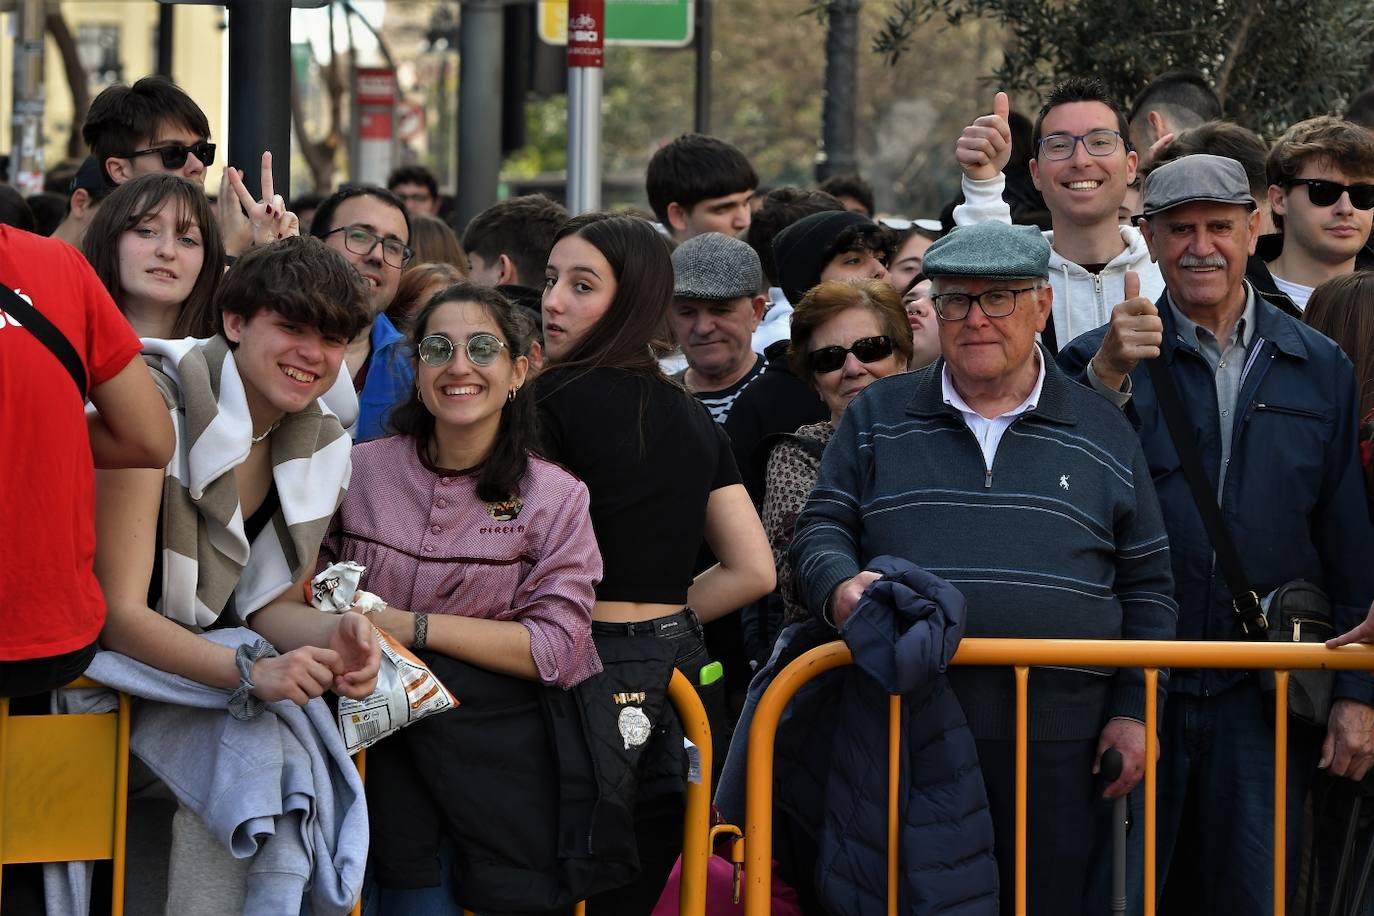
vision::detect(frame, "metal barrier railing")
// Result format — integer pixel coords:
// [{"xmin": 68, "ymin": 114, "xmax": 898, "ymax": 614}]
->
[
  {"xmin": 1, "ymin": 668, "xmax": 712, "ymax": 916},
  {"xmin": 0, "ymin": 676, "xmax": 131, "ymax": 916},
  {"xmin": 741, "ymin": 638, "xmax": 1374, "ymax": 916}
]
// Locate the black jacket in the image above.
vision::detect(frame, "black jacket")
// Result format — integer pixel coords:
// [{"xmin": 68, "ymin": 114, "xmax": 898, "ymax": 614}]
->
[
  {"xmin": 1245, "ymin": 232, "xmax": 1374, "ymax": 318},
  {"xmin": 773, "ymin": 557, "xmax": 999, "ymax": 915},
  {"xmin": 367, "ymin": 634, "xmax": 681, "ymax": 915}
]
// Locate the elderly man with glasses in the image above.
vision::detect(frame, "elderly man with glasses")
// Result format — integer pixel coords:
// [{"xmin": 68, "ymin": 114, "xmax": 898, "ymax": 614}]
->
[
  {"xmin": 791, "ymin": 219, "xmax": 1177, "ymax": 915},
  {"xmin": 310, "ymin": 184, "xmax": 416, "ymax": 440}
]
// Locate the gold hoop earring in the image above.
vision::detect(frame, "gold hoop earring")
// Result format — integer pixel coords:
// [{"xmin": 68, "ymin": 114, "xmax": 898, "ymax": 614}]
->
[{"xmin": 507, "ymin": 386, "xmax": 519, "ymax": 403}]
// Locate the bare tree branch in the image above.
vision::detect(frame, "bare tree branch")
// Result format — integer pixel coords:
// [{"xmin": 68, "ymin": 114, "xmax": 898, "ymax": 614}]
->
[
  {"xmin": 1214, "ymin": 0, "xmax": 1259, "ymax": 106},
  {"xmin": 46, "ymin": 11, "xmax": 90, "ymax": 160}
]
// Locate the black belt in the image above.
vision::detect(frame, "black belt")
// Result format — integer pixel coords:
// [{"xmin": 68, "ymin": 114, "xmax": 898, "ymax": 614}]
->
[{"xmin": 591, "ymin": 607, "xmax": 697, "ymax": 638}]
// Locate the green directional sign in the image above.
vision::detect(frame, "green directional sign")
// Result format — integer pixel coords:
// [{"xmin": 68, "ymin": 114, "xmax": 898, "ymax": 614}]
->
[{"xmin": 538, "ymin": 1, "xmax": 695, "ymax": 48}]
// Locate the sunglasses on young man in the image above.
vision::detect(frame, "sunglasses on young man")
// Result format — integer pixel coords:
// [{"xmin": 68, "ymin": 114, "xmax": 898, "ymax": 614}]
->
[
  {"xmin": 418, "ymin": 333, "xmax": 509, "ymax": 367},
  {"xmin": 807, "ymin": 335, "xmax": 895, "ymax": 374},
  {"xmin": 1284, "ymin": 178, "xmax": 1374, "ymax": 210},
  {"xmin": 123, "ymin": 140, "xmax": 217, "ymax": 170}
]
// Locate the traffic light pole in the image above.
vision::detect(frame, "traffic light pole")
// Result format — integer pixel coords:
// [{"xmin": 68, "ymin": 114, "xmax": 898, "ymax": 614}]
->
[
  {"xmin": 227, "ymin": 0, "xmax": 292, "ymax": 198},
  {"xmin": 456, "ymin": 0, "xmax": 504, "ymax": 230}
]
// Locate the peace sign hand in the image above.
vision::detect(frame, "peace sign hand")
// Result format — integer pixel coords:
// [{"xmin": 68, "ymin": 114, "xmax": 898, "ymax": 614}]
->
[{"xmin": 223, "ymin": 151, "xmax": 299, "ymax": 253}]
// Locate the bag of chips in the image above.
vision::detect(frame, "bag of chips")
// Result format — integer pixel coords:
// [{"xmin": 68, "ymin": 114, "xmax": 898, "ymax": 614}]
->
[{"xmin": 310, "ymin": 562, "xmax": 457, "ymax": 752}]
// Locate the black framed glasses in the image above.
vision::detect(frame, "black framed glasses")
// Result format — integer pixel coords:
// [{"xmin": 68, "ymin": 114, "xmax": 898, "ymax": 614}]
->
[
  {"xmin": 931, "ymin": 287, "xmax": 1037, "ymax": 321},
  {"xmin": 806, "ymin": 335, "xmax": 895, "ymax": 374},
  {"xmin": 326, "ymin": 224, "xmax": 414, "ymax": 268},
  {"xmin": 418, "ymin": 332, "xmax": 508, "ymax": 367},
  {"xmin": 123, "ymin": 140, "xmax": 216, "ymax": 170},
  {"xmin": 1037, "ymin": 129, "xmax": 1123, "ymax": 161},
  {"xmin": 1284, "ymin": 178, "xmax": 1374, "ymax": 210}
]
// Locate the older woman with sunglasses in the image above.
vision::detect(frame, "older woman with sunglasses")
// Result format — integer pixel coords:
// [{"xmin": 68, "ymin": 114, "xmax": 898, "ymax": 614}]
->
[{"xmin": 761, "ymin": 278, "xmax": 914, "ymax": 628}]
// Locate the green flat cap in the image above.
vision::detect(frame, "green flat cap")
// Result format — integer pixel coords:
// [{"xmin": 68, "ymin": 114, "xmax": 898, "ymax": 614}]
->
[{"xmin": 922, "ymin": 222, "xmax": 1050, "ymax": 280}]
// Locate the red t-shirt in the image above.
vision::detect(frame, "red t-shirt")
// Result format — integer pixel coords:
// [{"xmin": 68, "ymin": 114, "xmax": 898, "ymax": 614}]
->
[{"xmin": 0, "ymin": 226, "xmax": 141, "ymax": 660}]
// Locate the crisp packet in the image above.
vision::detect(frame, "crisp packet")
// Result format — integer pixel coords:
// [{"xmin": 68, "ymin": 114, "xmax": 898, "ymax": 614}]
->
[{"xmin": 310, "ymin": 562, "xmax": 458, "ymax": 752}]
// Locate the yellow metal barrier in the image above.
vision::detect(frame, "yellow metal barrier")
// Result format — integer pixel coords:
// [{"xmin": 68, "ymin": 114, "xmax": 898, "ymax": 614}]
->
[
  {"xmin": 741, "ymin": 638, "xmax": 1374, "ymax": 916},
  {"xmin": 0, "ymin": 668, "xmax": 713, "ymax": 916},
  {"xmin": 0, "ymin": 677, "xmax": 131, "ymax": 916}
]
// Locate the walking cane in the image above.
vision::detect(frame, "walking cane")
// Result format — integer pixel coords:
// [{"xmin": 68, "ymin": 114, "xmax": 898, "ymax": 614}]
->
[{"xmin": 1101, "ymin": 747, "xmax": 1128, "ymax": 915}]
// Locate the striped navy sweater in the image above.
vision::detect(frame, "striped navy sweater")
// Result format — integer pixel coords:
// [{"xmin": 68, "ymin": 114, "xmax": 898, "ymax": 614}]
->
[{"xmin": 791, "ymin": 353, "xmax": 1178, "ymax": 740}]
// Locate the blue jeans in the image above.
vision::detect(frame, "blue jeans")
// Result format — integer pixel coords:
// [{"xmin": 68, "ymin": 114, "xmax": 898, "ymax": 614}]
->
[{"xmin": 1089, "ymin": 680, "xmax": 1321, "ymax": 916}]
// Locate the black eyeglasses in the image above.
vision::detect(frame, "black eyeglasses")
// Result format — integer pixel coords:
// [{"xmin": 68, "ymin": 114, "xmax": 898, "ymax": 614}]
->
[
  {"xmin": 418, "ymin": 332, "xmax": 508, "ymax": 367},
  {"xmin": 807, "ymin": 335, "xmax": 895, "ymax": 374},
  {"xmin": 326, "ymin": 225, "xmax": 414, "ymax": 268},
  {"xmin": 931, "ymin": 287, "xmax": 1037, "ymax": 321},
  {"xmin": 1284, "ymin": 178, "xmax": 1374, "ymax": 210},
  {"xmin": 1037, "ymin": 129, "xmax": 1123, "ymax": 161},
  {"xmin": 123, "ymin": 140, "xmax": 216, "ymax": 170}
]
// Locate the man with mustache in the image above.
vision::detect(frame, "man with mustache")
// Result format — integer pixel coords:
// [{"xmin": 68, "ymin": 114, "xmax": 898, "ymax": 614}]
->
[
  {"xmin": 1059, "ymin": 154, "xmax": 1374, "ymax": 915},
  {"xmin": 1250, "ymin": 116, "xmax": 1374, "ymax": 314}
]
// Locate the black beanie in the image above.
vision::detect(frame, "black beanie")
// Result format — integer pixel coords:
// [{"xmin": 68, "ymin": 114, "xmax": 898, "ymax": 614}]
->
[{"xmin": 772, "ymin": 209, "xmax": 877, "ymax": 304}]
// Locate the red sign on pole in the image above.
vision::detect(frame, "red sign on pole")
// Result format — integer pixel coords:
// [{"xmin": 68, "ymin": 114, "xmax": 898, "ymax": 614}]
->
[{"xmin": 567, "ymin": 0, "xmax": 605, "ymax": 69}]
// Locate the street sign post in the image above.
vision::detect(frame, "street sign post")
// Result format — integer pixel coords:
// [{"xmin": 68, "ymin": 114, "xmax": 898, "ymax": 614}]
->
[
  {"xmin": 565, "ymin": 0, "xmax": 603, "ymax": 214},
  {"xmin": 539, "ymin": 0, "xmax": 693, "ymax": 48}
]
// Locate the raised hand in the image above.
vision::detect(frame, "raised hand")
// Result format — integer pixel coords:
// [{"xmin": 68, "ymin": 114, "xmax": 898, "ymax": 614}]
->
[
  {"xmin": 1091, "ymin": 270, "xmax": 1162, "ymax": 391},
  {"xmin": 226, "ymin": 151, "xmax": 299, "ymax": 250},
  {"xmin": 955, "ymin": 91, "xmax": 1013, "ymax": 181}
]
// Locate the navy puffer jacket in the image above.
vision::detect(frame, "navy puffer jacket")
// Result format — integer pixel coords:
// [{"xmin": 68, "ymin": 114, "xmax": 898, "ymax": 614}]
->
[{"xmin": 775, "ymin": 556, "xmax": 998, "ymax": 915}]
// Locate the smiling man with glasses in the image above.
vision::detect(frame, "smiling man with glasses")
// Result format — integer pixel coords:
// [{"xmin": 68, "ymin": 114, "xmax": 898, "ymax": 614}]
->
[
  {"xmin": 790, "ymin": 219, "xmax": 1176, "ymax": 915},
  {"xmin": 953, "ymin": 77, "xmax": 1164, "ymax": 357},
  {"xmin": 1253, "ymin": 116, "xmax": 1374, "ymax": 313},
  {"xmin": 310, "ymin": 185, "xmax": 415, "ymax": 440}
]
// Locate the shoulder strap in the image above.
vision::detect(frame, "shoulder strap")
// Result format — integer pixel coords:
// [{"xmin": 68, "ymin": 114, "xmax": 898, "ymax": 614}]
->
[
  {"xmin": 1145, "ymin": 355, "xmax": 1267, "ymax": 636},
  {"xmin": 0, "ymin": 282, "xmax": 88, "ymax": 398}
]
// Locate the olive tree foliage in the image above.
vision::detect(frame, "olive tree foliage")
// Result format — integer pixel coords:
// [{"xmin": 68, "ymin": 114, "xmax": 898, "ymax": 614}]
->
[{"xmin": 873, "ymin": 0, "xmax": 1374, "ymax": 135}]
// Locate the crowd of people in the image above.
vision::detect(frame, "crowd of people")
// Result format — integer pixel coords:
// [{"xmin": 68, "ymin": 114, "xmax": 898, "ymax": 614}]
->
[{"xmin": 3, "ymin": 68, "xmax": 1374, "ymax": 916}]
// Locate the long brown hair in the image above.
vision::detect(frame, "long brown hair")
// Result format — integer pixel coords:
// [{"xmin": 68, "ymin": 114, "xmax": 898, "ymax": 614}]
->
[
  {"xmin": 1305, "ymin": 272, "xmax": 1374, "ymax": 420},
  {"xmin": 82, "ymin": 173, "xmax": 223, "ymax": 337},
  {"xmin": 1305, "ymin": 271, "xmax": 1374, "ymax": 517},
  {"xmin": 543, "ymin": 212, "xmax": 674, "ymax": 376}
]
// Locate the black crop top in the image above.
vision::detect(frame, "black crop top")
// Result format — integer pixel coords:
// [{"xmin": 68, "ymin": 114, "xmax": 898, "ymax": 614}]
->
[{"xmin": 536, "ymin": 367, "xmax": 741, "ymax": 604}]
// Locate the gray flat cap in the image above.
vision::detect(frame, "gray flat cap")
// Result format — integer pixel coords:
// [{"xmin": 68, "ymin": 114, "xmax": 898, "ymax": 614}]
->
[
  {"xmin": 1142, "ymin": 153, "xmax": 1256, "ymax": 219},
  {"xmin": 922, "ymin": 222, "xmax": 1050, "ymax": 280},
  {"xmin": 672, "ymin": 232, "xmax": 763, "ymax": 300}
]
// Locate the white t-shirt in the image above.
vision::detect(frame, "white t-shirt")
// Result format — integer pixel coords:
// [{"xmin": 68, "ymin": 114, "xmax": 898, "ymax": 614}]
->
[{"xmin": 1271, "ymin": 274, "xmax": 1314, "ymax": 312}]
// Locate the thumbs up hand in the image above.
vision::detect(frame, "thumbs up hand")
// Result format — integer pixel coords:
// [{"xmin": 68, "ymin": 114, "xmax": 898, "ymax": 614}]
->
[
  {"xmin": 955, "ymin": 91, "xmax": 1013, "ymax": 181},
  {"xmin": 1091, "ymin": 270, "xmax": 1162, "ymax": 391}
]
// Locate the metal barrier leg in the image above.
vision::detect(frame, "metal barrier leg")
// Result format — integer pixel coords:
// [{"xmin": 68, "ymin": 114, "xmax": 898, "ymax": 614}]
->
[
  {"xmin": 887, "ymin": 695, "xmax": 900, "ymax": 916},
  {"xmin": 668, "ymin": 669, "xmax": 712, "ymax": 916},
  {"xmin": 1274, "ymin": 671, "xmax": 1289, "ymax": 916},
  {"xmin": 1014, "ymin": 665, "xmax": 1029, "ymax": 916},
  {"xmin": 1144, "ymin": 669, "xmax": 1158, "ymax": 916}
]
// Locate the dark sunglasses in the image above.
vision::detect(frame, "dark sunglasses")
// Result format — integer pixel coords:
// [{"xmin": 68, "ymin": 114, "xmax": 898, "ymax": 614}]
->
[
  {"xmin": 124, "ymin": 140, "xmax": 216, "ymax": 170},
  {"xmin": 418, "ymin": 332, "xmax": 508, "ymax": 367},
  {"xmin": 1285, "ymin": 178, "xmax": 1374, "ymax": 210},
  {"xmin": 807, "ymin": 335, "xmax": 894, "ymax": 374}
]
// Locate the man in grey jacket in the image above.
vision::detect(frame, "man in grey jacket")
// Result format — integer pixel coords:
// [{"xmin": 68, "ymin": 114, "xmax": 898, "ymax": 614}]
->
[{"xmin": 792, "ymin": 220, "xmax": 1177, "ymax": 915}]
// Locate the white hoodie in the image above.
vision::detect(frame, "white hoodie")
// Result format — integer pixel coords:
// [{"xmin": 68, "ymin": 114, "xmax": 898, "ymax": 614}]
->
[{"xmin": 953, "ymin": 173, "xmax": 1165, "ymax": 348}]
